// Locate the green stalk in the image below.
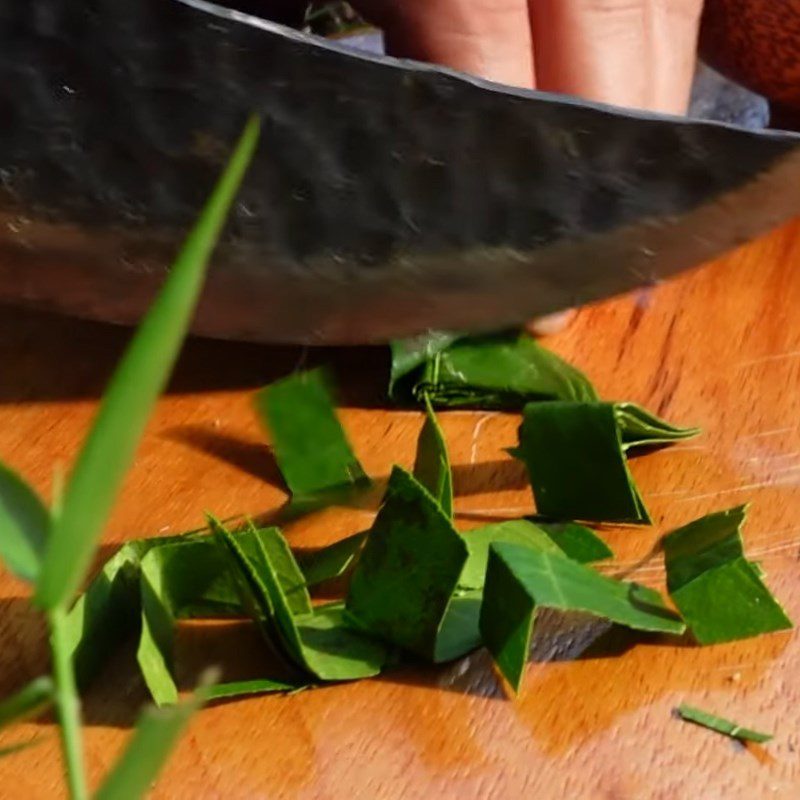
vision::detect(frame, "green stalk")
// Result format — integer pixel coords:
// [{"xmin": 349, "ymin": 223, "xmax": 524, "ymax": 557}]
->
[{"xmin": 49, "ymin": 607, "xmax": 87, "ymax": 800}]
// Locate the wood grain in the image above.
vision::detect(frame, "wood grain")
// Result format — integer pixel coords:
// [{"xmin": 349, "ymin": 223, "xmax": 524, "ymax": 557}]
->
[{"xmin": 0, "ymin": 220, "xmax": 799, "ymax": 799}]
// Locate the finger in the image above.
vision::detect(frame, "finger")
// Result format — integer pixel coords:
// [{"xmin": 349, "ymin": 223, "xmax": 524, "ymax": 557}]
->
[
  {"xmin": 529, "ymin": 0, "xmax": 703, "ymax": 113},
  {"xmin": 354, "ymin": 0, "xmax": 536, "ymax": 88},
  {"xmin": 526, "ymin": 309, "xmax": 578, "ymax": 336}
]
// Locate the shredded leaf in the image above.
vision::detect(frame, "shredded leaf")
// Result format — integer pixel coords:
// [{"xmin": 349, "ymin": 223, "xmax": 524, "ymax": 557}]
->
[
  {"xmin": 346, "ymin": 466, "xmax": 469, "ymax": 661},
  {"xmin": 480, "ymin": 544, "xmax": 685, "ymax": 692},
  {"xmin": 413, "ymin": 396, "xmax": 453, "ymax": 518},
  {"xmin": 663, "ymin": 506, "xmax": 792, "ymax": 645},
  {"xmin": 404, "ymin": 331, "xmax": 598, "ymax": 409},
  {"xmin": 389, "ymin": 331, "xmax": 460, "ymax": 399},
  {"xmin": 254, "ymin": 367, "xmax": 370, "ymax": 501},
  {"xmin": 296, "ymin": 531, "xmax": 367, "ymax": 588},
  {"xmin": 676, "ymin": 704, "xmax": 772, "ymax": 743},
  {"xmin": 214, "ymin": 519, "xmax": 387, "ymax": 681},
  {"xmin": 535, "ymin": 521, "xmax": 614, "ymax": 563},
  {"xmin": 0, "ymin": 464, "xmax": 50, "ymax": 584},
  {"xmin": 0, "ymin": 677, "xmax": 53, "ymax": 731},
  {"xmin": 616, "ymin": 403, "xmax": 701, "ymax": 451},
  {"xmin": 206, "ymin": 679, "xmax": 305, "ymax": 701}
]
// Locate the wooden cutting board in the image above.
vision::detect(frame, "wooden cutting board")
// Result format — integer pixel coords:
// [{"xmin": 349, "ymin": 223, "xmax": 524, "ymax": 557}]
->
[{"xmin": 0, "ymin": 219, "xmax": 799, "ymax": 799}]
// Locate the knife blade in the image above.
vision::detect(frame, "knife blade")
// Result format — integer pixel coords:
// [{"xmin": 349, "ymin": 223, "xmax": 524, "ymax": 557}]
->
[{"xmin": 0, "ymin": 0, "xmax": 798, "ymax": 344}]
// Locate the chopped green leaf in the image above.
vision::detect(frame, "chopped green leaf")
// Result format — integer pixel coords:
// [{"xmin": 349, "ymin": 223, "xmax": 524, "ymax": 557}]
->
[
  {"xmin": 616, "ymin": 403, "xmax": 701, "ymax": 451},
  {"xmin": 214, "ymin": 520, "xmax": 387, "ymax": 681},
  {"xmin": 296, "ymin": 531, "xmax": 367, "ymax": 588},
  {"xmin": 413, "ymin": 396, "xmax": 453, "ymax": 518},
  {"xmin": 389, "ymin": 331, "xmax": 460, "ymax": 399},
  {"xmin": 255, "ymin": 367, "xmax": 370, "ymax": 501},
  {"xmin": 34, "ymin": 117, "xmax": 261, "ymax": 611},
  {"xmin": 480, "ymin": 544, "xmax": 685, "ymax": 692},
  {"xmin": 0, "ymin": 677, "xmax": 53, "ymax": 731},
  {"xmin": 0, "ymin": 464, "xmax": 50, "ymax": 584},
  {"xmin": 676, "ymin": 704, "xmax": 772, "ymax": 743},
  {"xmin": 347, "ymin": 466, "xmax": 469, "ymax": 661},
  {"xmin": 535, "ymin": 521, "xmax": 614, "ymax": 563},
  {"xmin": 514, "ymin": 402, "xmax": 651, "ymax": 524},
  {"xmin": 206, "ymin": 679, "xmax": 306, "ymax": 701},
  {"xmin": 94, "ymin": 679, "xmax": 212, "ymax": 800},
  {"xmin": 458, "ymin": 520, "xmax": 561, "ymax": 591},
  {"xmin": 663, "ymin": 506, "xmax": 792, "ymax": 645},
  {"xmin": 434, "ymin": 592, "xmax": 483, "ymax": 663},
  {"xmin": 410, "ymin": 332, "xmax": 598, "ymax": 409}
]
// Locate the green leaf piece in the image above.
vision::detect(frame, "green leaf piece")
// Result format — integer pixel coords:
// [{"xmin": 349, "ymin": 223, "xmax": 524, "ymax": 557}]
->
[
  {"xmin": 346, "ymin": 466, "xmax": 469, "ymax": 661},
  {"xmin": 255, "ymin": 367, "xmax": 370, "ymax": 501},
  {"xmin": 411, "ymin": 332, "xmax": 598, "ymax": 410},
  {"xmin": 412, "ymin": 396, "xmax": 453, "ymax": 518},
  {"xmin": 514, "ymin": 401, "xmax": 652, "ymax": 524},
  {"xmin": 0, "ymin": 464, "xmax": 50, "ymax": 584},
  {"xmin": 676, "ymin": 704, "xmax": 772, "ymax": 743},
  {"xmin": 0, "ymin": 677, "xmax": 53, "ymax": 731},
  {"xmin": 94, "ymin": 681, "xmax": 211, "ymax": 800},
  {"xmin": 214, "ymin": 519, "xmax": 387, "ymax": 681},
  {"xmin": 0, "ymin": 738, "xmax": 40, "ymax": 760},
  {"xmin": 458, "ymin": 520, "xmax": 561, "ymax": 591},
  {"xmin": 615, "ymin": 403, "xmax": 701, "ymax": 451},
  {"xmin": 35, "ymin": 117, "xmax": 261, "ymax": 611},
  {"xmin": 296, "ymin": 531, "xmax": 367, "ymax": 588},
  {"xmin": 535, "ymin": 521, "xmax": 614, "ymax": 563},
  {"xmin": 663, "ymin": 506, "xmax": 792, "ymax": 645},
  {"xmin": 480, "ymin": 544, "xmax": 685, "ymax": 692},
  {"xmin": 389, "ymin": 331, "xmax": 460, "ymax": 400},
  {"xmin": 206, "ymin": 679, "xmax": 304, "ymax": 701}
]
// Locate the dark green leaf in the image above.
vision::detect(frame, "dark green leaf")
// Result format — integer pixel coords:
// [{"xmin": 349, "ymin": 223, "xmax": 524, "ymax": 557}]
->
[
  {"xmin": 254, "ymin": 367, "xmax": 370, "ymax": 500},
  {"xmin": 214, "ymin": 519, "xmax": 387, "ymax": 681},
  {"xmin": 434, "ymin": 592, "xmax": 483, "ymax": 662},
  {"xmin": 458, "ymin": 520, "xmax": 560, "ymax": 591},
  {"xmin": 535, "ymin": 521, "xmax": 614, "ymax": 563},
  {"xmin": 514, "ymin": 401, "xmax": 651, "ymax": 524},
  {"xmin": 616, "ymin": 403, "xmax": 701, "ymax": 451},
  {"xmin": 412, "ymin": 396, "xmax": 453, "ymax": 518},
  {"xmin": 35, "ymin": 117, "xmax": 261, "ymax": 611},
  {"xmin": 296, "ymin": 531, "xmax": 367, "ymax": 588},
  {"xmin": 389, "ymin": 331, "xmax": 460, "ymax": 400},
  {"xmin": 0, "ymin": 464, "xmax": 50, "ymax": 583},
  {"xmin": 94, "ymin": 679, "xmax": 212, "ymax": 800},
  {"xmin": 206, "ymin": 679, "xmax": 306, "ymax": 701},
  {"xmin": 676, "ymin": 704, "xmax": 772, "ymax": 743},
  {"xmin": 0, "ymin": 677, "xmax": 53, "ymax": 731},
  {"xmin": 346, "ymin": 466, "xmax": 469, "ymax": 661},
  {"xmin": 412, "ymin": 332, "xmax": 598, "ymax": 410},
  {"xmin": 480, "ymin": 544, "xmax": 685, "ymax": 692},
  {"xmin": 663, "ymin": 506, "xmax": 792, "ymax": 645}
]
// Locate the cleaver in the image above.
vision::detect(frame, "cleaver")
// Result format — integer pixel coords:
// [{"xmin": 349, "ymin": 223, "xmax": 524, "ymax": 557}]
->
[{"xmin": 1, "ymin": 0, "xmax": 799, "ymax": 345}]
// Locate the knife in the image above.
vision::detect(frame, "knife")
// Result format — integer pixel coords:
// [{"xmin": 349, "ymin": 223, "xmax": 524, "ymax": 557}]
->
[{"xmin": 1, "ymin": 0, "xmax": 799, "ymax": 345}]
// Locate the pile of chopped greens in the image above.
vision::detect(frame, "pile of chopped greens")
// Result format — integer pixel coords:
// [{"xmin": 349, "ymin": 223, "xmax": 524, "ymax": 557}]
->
[{"xmin": 56, "ymin": 330, "xmax": 792, "ymax": 709}]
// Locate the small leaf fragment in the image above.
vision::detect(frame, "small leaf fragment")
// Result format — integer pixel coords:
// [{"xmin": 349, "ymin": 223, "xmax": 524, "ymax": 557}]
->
[
  {"xmin": 413, "ymin": 396, "xmax": 453, "ymax": 518},
  {"xmin": 389, "ymin": 331, "xmax": 460, "ymax": 400},
  {"xmin": 411, "ymin": 331, "xmax": 598, "ymax": 409},
  {"xmin": 346, "ymin": 466, "xmax": 469, "ymax": 661},
  {"xmin": 676, "ymin": 704, "xmax": 772, "ymax": 743},
  {"xmin": 535, "ymin": 521, "xmax": 614, "ymax": 563},
  {"xmin": 663, "ymin": 506, "xmax": 792, "ymax": 645},
  {"xmin": 296, "ymin": 531, "xmax": 367, "ymax": 588},
  {"xmin": 480, "ymin": 544, "xmax": 685, "ymax": 692},
  {"xmin": 615, "ymin": 403, "xmax": 701, "ymax": 451},
  {"xmin": 35, "ymin": 117, "xmax": 261, "ymax": 611},
  {"xmin": 255, "ymin": 367, "xmax": 370, "ymax": 500},
  {"xmin": 514, "ymin": 402, "xmax": 651, "ymax": 524},
  {"xmin": 0, "ymin": 677, "xmax": 53, "ymax": 731},
  {"xmin": 0, "ymin": 464, "xmax": 50, "ymax": 584},
  {"xmin": 94, "ymin": 679, "xmax": 212, "ymax": 800},
  {"xmin": 206, "ymin": 679, "xmax": 307, "ymax": 701}
]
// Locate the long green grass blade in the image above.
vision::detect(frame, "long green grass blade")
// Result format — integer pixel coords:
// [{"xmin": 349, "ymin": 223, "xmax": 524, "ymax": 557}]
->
[
  {"xmin": 0, "ymin": 464, "xmax": 50, "ymax": 583},
  {"xmin": 94, "ymin": 681, "xmax": 212, "ymax": 800},
  {"xmin": 0, "ymin": 676, "xmax": 53, "ymax": 731},
  {"xmin": 34, "ymin": 117, "xmax": 261, "ymax": 611}
]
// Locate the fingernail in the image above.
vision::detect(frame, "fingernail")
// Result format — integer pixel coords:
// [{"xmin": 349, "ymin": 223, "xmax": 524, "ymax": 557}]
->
[{"xmin": 527, "ymin": 308, "xmax": 577, "ymax": 337}]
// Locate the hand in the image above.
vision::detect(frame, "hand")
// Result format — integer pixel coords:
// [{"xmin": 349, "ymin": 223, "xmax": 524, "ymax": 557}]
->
[{"xmin": 353, "ymin": 0, "xmax": 703, "ymax": 113}]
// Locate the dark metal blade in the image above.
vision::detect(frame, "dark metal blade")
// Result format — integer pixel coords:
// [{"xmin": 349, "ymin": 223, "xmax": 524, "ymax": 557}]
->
[{"xmin": 1, "ymin": 0, "xmax": 799, "ymax": 345}]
